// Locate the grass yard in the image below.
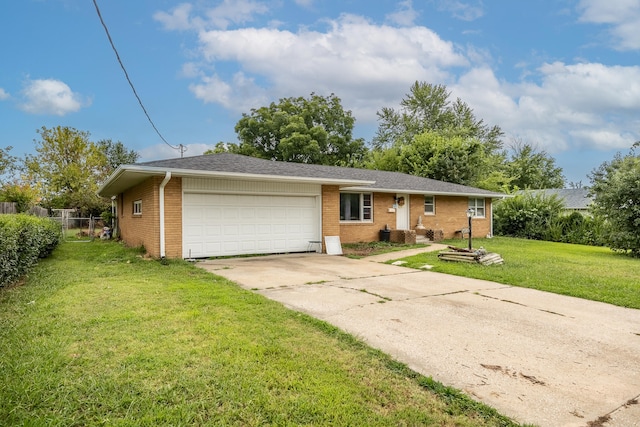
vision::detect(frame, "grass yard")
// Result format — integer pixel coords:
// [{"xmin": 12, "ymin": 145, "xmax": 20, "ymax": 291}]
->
[
  {"xmin": 0, "ymin": 240, "xmax": 519, "ymax": 426},
  {"xmin": 398, "ymin": 237, "xmax": 640, "ymax": 309},
  {"xmin": 342, "ymin": 241, "xmax": 428, "ymax": 258}
]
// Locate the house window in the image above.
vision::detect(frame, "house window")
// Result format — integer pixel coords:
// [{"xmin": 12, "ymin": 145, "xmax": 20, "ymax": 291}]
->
[
  {"xmin": 340, "ymin": 193, "xmax": 372, "ymax": 221},
  {"xmin": 133, "ymin": 200, "xmax": 142, "ymax": 215},
  {"xmin": 468, "ymin": 198, "xmax": 485, "ymax": 217},
  {"xmin": 424, "ymin": 196, "xmax": 435, "ymax": 215}
]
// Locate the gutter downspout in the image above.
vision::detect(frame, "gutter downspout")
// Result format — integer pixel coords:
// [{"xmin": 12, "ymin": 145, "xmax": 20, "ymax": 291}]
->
[
  {"xmin": 159, "ymin": 171, "xmax": 172, "ymax": 258},
  {"xmin": 490, "ymin": 199, "xmax": 494, "ymax": 237}
]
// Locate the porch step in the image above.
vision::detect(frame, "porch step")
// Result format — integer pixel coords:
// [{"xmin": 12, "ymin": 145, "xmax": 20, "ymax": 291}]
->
[{"xmin": 416, "ymin": 235, "xmax": 431, "ymax": 244}]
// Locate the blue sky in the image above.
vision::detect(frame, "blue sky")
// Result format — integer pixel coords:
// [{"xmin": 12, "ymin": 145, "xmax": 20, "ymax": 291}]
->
[{"xmin": 2, "ymin": 0, "xmax": 639, "ymax": 185}]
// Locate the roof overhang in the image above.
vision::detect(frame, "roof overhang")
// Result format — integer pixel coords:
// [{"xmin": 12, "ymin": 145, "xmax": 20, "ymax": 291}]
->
[
  {"xmin": 98, "ymin": 165, "xmax": 375, "ymax": 197},
  {"xmin": 341, "ymin": 186, "xmax": 508, "ymax": 199}
]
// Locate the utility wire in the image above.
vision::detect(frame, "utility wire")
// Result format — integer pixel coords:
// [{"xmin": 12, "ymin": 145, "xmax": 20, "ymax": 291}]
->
[{"xmin": 92, "ymin": 0, "xmax": 185, "ymax": 157}]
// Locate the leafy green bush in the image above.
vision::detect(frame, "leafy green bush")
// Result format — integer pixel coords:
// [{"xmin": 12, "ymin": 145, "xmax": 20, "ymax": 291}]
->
[
  {"xmin": 0, "ymin": 214, "xmax": 61, "ymax": 287},
  {"xmin": 546, "ymin": 212, "xmax": 607, "ymax": 246},
  {"xmin": 494, "ymin": 191, "xmax": 564, "ymax": 239},
  {"xmin": 590, "ymin": 150, "xmax": 640, "ymax": 256},
  {"xmin": 495, "ymin": 192, "xmax": 607, "ymax": 246}
]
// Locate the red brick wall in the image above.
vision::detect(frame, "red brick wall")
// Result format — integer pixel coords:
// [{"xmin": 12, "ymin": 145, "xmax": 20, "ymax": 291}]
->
[
  {"xmin": 409, "ymin": 194, "xmax": 492, "ymax": 239},
  {"xmin": 120, "ymin": 177, "xmax": 160, "ymax": 256},
  {"xmin": 321, "ymin": 185, "xmax": 340, "ymax": 251},
  {"xmin": 163, "ymin": 177, "xmax": 182, "ymax": 258},
  {"xmin": 338, "ymin": 192, "xmax": 396, "ymax": 243},
  {"xmin": 320, "ymin": 189, "xmax": 493, "ymax": 245},
  {"xmin": 119, "ymin": 176, "xmax": 183, "ymax": 258},
  {"xmin": 121, "ymin": 180, "xmax": 492, "ymax": 257}
]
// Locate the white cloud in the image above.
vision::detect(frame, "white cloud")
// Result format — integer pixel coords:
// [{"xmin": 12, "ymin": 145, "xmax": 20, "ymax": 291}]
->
[
  {"xmin": 158, "ymin": 3, "xmax": 638, "ymax": 156},
  {"xmin": 153, "ymin": 3, "xmax": 198, "ymax": 31},
  {"xmin": 436, "ymin": 0, "xmax": 484, "ymax": 21},
  {"xmin": 19, "ymin": 78, "xmax": 89, "ymax": 116},
  {"xmin": 205, "ymin": 0, "xmax": 270, "ymax": 30},
  {"xmin": 453, "ymin": 62, "xmax": 640, "ymax": 153},
  {"xmin": 191, "ymin": 13, "xmax": 466, "ymax": 119},
  {"xmin": 0, "ymin": 88, "xmax": 9, "ymax": 100},
  {"xmin": 386, "ymin": 0, "xmax": 419, "ymax": 27},
  {"xmin": 577, "ymin": 0, "xmax": 640, "ymax": 50},
  {"xmin": 188, "ymin": 71, "xmax": 268, "ymax": 112},
  {"xmin": 154, "ymin": 0, "xmax": 269, "ymax": 31},
  {"xmin": 294, "ymin": 0, "xmax": 314, "ymax": 7}
]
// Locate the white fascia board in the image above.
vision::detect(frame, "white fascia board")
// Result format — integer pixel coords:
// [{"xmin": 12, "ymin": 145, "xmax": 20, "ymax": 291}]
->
[
  {"xmin": 341, "ymin": 186, "xmax": 509, "ymax": 199},
  {"xmin": 165, "ymin": 167, "xmax": 375, "ymax": 186},
  {"xmin": 98, "ymin": 165, "xmax": 375, "ymax": 196}
]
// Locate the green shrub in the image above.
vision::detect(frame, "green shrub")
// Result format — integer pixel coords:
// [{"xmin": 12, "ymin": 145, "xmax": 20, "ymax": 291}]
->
[
  {"xmin": 495, "ymin": 192, "xmax": 608, "ymax": 246},
  {"xmin": 494, "ymin": 191, "xmax": 564, "ymax": 239},
  {"xmin": 0, "ymin": 214, "xmax": 61, "ymax": 287},
  {"xmin": 544, "ymin": 212, "xmax": 606, "ymax": 246}
]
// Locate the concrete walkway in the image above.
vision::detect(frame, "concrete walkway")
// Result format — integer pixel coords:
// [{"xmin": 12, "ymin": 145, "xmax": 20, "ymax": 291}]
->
[
  {"xmin": 363, "ymin": 243, "xmax": 449, "ymax": 262},
  {"xmin": 198, "ymin": 251, "xmax": 640, "ymax": 427}
]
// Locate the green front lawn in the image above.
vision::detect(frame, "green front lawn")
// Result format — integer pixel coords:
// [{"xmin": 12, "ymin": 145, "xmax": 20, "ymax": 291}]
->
[
  {"xmin": 0, "ymin": 241, "xmax": 518, "ymax": 426},
  {"xmin": 397, "ymin": 237, "xmax": 640, "ymax": 309},
  {"xmin": 342, "ymin": 241, "xmax": 428, "ymax": 258}
]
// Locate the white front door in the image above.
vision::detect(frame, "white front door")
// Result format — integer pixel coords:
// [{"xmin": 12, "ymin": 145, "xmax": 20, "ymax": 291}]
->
[{"xmin": 395, "ymin": 193, "xmax": 410, "ymax": 230}]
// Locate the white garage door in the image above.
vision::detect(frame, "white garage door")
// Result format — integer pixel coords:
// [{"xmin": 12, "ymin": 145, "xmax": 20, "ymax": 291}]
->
[{"xmin": 183, "ymin": 193, "xmax": 319, "ymax": 258}]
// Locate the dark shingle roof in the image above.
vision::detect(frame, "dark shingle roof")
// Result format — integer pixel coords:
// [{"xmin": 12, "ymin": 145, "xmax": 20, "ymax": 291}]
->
[
  {"xmin": 138, "ymin": 153, "xmax": 503, "ymax": 197},
  {"xmin": 528, "ymin": 188, "xmax": 592, "ymax": 210}
]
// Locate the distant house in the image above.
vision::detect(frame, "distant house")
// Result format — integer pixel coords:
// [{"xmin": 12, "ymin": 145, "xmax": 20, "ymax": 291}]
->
[
  {"xmin": 527, "ymin": 188, "xmax": 592, "ymax": 215},
  {"xmin": 98, "ymin": 153, "xmax": 505, "ymax": 259}
]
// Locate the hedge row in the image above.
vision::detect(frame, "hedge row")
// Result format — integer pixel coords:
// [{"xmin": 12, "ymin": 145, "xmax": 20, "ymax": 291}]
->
[{"xmin": 0, "ymin": 214, "xmax": 61, "ymax": 288}]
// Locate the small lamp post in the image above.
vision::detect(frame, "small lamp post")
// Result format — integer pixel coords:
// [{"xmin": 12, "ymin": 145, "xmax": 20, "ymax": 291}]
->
[{"xmin": 466, "ymin": 208, "xmax": 474, "ymax": 251}]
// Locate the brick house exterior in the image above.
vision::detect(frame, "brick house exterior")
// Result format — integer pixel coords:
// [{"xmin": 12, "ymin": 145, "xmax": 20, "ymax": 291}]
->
[{"xmin": 99, "ymin": 153, "xmax": 502, "ymax": 259}]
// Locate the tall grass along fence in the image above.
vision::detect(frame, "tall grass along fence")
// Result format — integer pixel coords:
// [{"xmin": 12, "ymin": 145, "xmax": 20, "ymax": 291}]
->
[{"xmin": 0, "ymin": 214, "xmax": 61, "ymax": 287}]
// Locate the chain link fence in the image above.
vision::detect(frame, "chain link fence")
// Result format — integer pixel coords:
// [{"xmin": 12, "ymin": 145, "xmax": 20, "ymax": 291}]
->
[{"xmin": 50, "ymin": 209, "xmax": 110, "ymax": 241}]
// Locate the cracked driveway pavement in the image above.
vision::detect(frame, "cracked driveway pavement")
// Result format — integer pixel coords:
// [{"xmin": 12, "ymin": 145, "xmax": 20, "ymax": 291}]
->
[{"xmin": 198, "ymin": 253, "xmax": 640, "ymax": 427}]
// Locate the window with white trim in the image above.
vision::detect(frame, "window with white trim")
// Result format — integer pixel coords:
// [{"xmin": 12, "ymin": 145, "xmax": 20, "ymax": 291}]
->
[
  {"xmin": 468, "ymin": 198, "xmax": 485, "ymax": 217},
  {"xmin": 133, "ymin": 200, "xmax": 142, "ymax": 215},
  {"xmin": 424, "ymin": 196, "xmax": 435, "ymax": 215},
  {"xmin": 340, "ymin": 193, "xmax": 372, "ymax": 221}
]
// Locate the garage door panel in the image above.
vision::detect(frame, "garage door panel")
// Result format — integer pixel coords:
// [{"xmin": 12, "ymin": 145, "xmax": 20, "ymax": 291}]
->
[
  {"xmin": 256, "ymin": 240, "xmax": 271, "ymax": 250},
  {"xmin": 223, "ymin": 241, "xmax": 239, "ymax": 252},
  {"xmin": 224, "ymin": 224, "xmax": 239, "ymax": 235},
  {"xmin": 224, "ymin": 208, "xmax": 240, "ymax": 219},
  {"xmin": 256, "ymin": 225, "xmax": 271, "ymax": 235},
  {"xmin": 241, "ymin": 210, "xmax": 256, "ymax": 220},
  {"xmin": 205, "ymin": 242, "xmax": 221, "ymax": 253},
  {"xmin": 183, "ymin": 193, "xmax": 318, "ymax": 258},
  {"xmin": 272, "ymin": 224, "xmax": 286, "ymax": 234},
  {"xmin": 272, "ymin": 239, "xmax": 287, "ymax": 250},
  {"xmin": 240, "ymin": 224, "xmax": 256, "ymax": 234},
  {"xmin": 270, "ymin": 207, "xmax": 287, "ymax": 219},
  {"xmin": 287, "ymin": 224, "xmax": 301, "ymax": 234}
]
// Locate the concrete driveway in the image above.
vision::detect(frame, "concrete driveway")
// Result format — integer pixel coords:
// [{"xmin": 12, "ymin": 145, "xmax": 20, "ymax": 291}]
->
[{"xmin": 198, "ymin": 252, "xmax": 640, "ymax": 427}]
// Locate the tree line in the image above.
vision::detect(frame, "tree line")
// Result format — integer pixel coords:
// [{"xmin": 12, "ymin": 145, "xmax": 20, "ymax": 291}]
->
[
  {"xmin": 1, "ymin": 81, "xmax": 638, "ymax": 256},
  {"xmin": 0, "ymin": 127, "xmax": 138, "ymax": 217},
  {"xmin": 209, "ymin": 83, "xmax": 565, "ymax": 192}
]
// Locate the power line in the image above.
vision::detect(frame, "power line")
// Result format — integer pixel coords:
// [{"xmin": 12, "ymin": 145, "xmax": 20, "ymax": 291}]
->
[{"xmin": 92, "ymin": 0, "xmax": 185, "ymax": 157}]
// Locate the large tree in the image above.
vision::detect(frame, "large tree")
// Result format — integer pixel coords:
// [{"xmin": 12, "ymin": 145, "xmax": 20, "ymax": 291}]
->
[
  {"xmin": 97, "ymin": 139, "xmax": 139, "ymax": 174},
  {"xmin": 589, "ymin": 145, "xmax": 640, "ymax": 256},
  {"xmin": 373, "ymin": 82, "xmax": 503, "ymax": 152},
  {"xmin": 0, "ymin": 146, "xmax": 16, "ymax": 184},
  {"xmin": 24, "ymin": 126, "xmax": 108, "ymax": 215},
  {"xmin": 1, "ymin": 146, "xmax": 41, "ymax": 212},
  {"xmin": 399, "ymin": 130, "xmax": 490, "ymax": 186},
  {"xmin": 368, "ymin": 82, "xmax": 504, "ymax": 187},
  {"xmin": 229, "ymin": 93, "xmax": 366, "ymax": 166},
  {"xmin": 505, "ymin": 141, "xmax": 565, "ymax": 189}
]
